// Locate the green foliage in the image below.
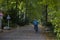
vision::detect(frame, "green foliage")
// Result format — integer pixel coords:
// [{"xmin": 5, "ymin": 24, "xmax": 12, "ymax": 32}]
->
[
  {"xmin": 46, "ymin": 0, "xmax": 60, "ymax": 40},
  {"xmin": 0, "ymin": 0, "xmax": 60, "ymax": 39},
  {"xmin": 37, "ymin": 0, "xmax": 60, "ymax": 39}
]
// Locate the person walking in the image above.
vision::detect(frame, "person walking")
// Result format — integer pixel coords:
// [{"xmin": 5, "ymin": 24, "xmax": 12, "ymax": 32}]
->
[{"xmin": 33, "ymin": 19, "xmax": 39, "ymax": 32}]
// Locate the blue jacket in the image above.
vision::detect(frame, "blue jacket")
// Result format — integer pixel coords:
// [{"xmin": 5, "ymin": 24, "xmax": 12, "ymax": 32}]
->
[{"xmin": 33, "ymin": 20, "xmax": 38, "ymax": 25}]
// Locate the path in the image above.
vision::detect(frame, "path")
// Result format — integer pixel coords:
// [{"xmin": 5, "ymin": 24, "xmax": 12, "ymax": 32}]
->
[{"xmin": 0, "ymin": 25, "xmax": 55, "ymax": 40}]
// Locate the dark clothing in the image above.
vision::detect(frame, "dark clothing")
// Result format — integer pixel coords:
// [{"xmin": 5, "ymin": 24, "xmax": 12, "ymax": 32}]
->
[
  {"xmin": 33, "ymin": 20, "xmax": 38, "ymax": 32},
  {"xmin": 34, "ymin": 25, "xmax": 38, "ymax": 32}
]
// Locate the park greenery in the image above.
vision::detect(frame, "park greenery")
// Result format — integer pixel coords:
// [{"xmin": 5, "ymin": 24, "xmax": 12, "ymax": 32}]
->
[{"xmin": 0, "ymin": 0, "xmax": 60, "ymax": 40}]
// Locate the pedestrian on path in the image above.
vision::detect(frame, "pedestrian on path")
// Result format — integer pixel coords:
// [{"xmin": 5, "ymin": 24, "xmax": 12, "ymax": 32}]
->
[{"xmin": 33, "ymin": 19, "xmax": 39, "ymax": 32}]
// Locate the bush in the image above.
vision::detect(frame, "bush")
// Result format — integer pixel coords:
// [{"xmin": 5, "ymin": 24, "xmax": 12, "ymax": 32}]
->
[{"xmin": 46, "ymin": 22, "xmax": 54, "ymax": 32}]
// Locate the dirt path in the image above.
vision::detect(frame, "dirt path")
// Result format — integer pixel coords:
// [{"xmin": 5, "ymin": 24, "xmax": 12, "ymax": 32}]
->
[{"xmin": 0, "ymin": 25, "xmax": 55, "ymax": 40}]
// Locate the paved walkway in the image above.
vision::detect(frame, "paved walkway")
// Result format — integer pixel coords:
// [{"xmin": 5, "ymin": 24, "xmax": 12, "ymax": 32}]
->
[{"xmin": 0, "ymin": 25, "xmax": 55, "ymax": 40}]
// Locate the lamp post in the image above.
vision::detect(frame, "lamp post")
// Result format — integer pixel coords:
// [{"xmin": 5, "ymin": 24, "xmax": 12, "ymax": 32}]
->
[{"xmin": 7, "ymin": 15, "xmax": 11, "ymax": 29}]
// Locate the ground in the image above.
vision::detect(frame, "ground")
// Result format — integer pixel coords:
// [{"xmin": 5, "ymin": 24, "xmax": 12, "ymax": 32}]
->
[{"xmin": 0, "ymin": 24, "xmax": 56, "ymax": 40}]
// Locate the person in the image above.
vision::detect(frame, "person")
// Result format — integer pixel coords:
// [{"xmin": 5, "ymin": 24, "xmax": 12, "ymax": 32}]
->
[{"xmin": 33, "ymin": 19, "xmax": 39, "ymax": 32}]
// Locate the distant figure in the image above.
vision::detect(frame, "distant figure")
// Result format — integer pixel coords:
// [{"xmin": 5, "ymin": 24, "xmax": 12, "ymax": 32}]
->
[{"xmin": 33, "ymin": 19, "xmax": 39, "ymax": 32}]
